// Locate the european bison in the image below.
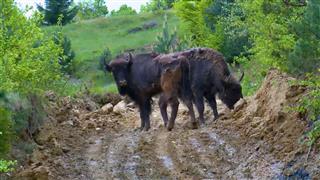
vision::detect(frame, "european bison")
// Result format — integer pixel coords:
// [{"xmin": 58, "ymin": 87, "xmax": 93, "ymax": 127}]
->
[
  {"xmin": 106, "ymin": 52, "xmax": 196, "ymax": 131},
  {"xmin": 185, "ymin": 48, "xmax": 243, "ymax": 123}
]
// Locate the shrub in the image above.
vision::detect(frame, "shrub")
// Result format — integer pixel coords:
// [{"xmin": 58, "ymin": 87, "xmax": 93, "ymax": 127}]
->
[{"xmin": 0, "ymin": 160, "xmax": 16, "ymax": 173}]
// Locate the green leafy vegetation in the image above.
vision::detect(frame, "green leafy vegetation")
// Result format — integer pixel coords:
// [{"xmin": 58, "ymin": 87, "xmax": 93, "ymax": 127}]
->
[
  {"xmin": 0, "ymin": 160, "xmax": 16, "ymax": 173},
  {"xmin": 53, "ymin": 29, "xmax": 76, "ymax": 75},
  {"xmin": 141, "ymin": 0, "xmax": 176, "ymax": 13},
  {"xmin": 77, "ymin": 0, "xmax": 108, "ymax": 20},
  {"xmin": 0, "ymin": 0, "xmax": 66, "ymax": 164},
  {"xmin": 110, "ymin": 5, "xmax": 137, "ymax": 16},
  {"xmin": 295, "ymin": 71, "xmax": 320, "ymax": 146},
  {"xmin": 288, "ymin": 0, "xmax": 320, "ymax": 75},
  {"xmin": 0, "ymin": 1, "xmax": 64, "ymax": 95}
]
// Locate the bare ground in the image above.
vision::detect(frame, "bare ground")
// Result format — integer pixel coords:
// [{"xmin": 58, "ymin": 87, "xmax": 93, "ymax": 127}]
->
[{"xmin": 13, "ymin": 69, "xmax": 320, "ymax": 180}]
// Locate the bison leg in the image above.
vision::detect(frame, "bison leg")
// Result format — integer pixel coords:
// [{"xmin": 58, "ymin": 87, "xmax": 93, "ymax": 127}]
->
[
  {"xmin": 167, "ymin": 97, "xmax": 179, "ymax": 131},
  {"xmin": 205, "ymin": 95, "xmax": 219, "ymax": 120},
  {"xmin": 182, "ymin": 98, "xmax": 198, "ymax": 129},
  {"xmin": 194, "ymin": 94, "xmax": 205, "ymax": 125},
  {"xmin": 159, "ymin": 94, "xmax": 169, "ymax": 127},
  {"xmin": 138, "ymin": 98, "xmax": 152, "ymax": 131}
]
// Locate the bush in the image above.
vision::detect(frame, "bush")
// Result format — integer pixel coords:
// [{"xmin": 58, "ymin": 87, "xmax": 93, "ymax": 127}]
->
[{"xmin": 0, "ymin": 160, "xmax": 16, "ymax": 173}]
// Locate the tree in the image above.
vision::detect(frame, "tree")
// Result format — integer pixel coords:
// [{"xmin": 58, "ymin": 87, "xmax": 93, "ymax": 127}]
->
[
  {"xmin": 37, "ymin": 0, "xmax": 78, "ymax": 25},
  {"xmin": 110, "ymin": 5, "xmax": 137, "ymax": 16},
  {"xmin": 141, "ymin": 0, "xmax": 176, "ymax": 12},
  {"xmin": 288, "ymin": 0, "xmax": 320, "ymax": 74},
  {"xmin": 53, "ymin": 34, "xmax": 75, "ymax": 74},
  {"xmin": 77, "ymin": 0, "xmax": 108, "ymax": 20}
]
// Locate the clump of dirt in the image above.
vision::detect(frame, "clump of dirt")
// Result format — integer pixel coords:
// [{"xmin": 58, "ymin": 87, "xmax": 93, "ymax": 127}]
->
[{"xmin": 91, "ymin": 93, "xmax": 122, "ymax": 106}]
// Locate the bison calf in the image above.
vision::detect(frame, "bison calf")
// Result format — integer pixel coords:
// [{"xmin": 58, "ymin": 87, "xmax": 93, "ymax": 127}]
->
[{"xmin": 157, "ymin": 55, "xmax": 197, "ymax": 130}]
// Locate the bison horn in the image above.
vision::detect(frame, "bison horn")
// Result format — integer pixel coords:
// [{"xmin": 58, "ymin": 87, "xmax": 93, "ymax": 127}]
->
[
  {"xmin": 127, "ymin": 52, "xmax": 133, "ymax": 63},
  {"xmin": 238, "ymin": 65, "xmax": 244, "ymax": 82}
]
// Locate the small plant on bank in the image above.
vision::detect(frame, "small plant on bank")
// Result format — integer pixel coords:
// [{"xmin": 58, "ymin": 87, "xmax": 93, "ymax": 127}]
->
[
  {"xmin": 296, "ymin": 71, "xmax": 320, "ymax": 146},
  {"xmin": 0, "ymin": 160, "xmax": 17, "ymax": 173}
]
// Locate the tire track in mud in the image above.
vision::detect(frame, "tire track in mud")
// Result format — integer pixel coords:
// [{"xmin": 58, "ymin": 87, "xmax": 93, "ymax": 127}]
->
[{"xmin": 105, "ymin": 132, "xmax": 141, "ymax": 179}]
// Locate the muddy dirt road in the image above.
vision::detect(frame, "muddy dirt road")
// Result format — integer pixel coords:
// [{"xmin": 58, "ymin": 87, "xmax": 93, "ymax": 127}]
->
[{"xmin": 15, "ymin": 70, "xmax": 319, "ymax": 179}]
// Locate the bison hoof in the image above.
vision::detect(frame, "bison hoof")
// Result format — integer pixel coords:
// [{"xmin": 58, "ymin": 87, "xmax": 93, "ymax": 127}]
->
[
  {"xmin": 191, "ymin": 122, "xmax": 198, "ymax": 129},
  {"xmin": 143, "ymin": 126, "xmax": 150, "ymax": 131},
  {"xmin": 167, "ymin": 123, "xmax": 174, "ymax": 131}
]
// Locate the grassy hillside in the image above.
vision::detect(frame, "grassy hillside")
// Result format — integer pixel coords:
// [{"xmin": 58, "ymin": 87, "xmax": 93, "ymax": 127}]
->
[{"xmin": 45, "ymin": 11, "xmax": 180, "ymax": 94}]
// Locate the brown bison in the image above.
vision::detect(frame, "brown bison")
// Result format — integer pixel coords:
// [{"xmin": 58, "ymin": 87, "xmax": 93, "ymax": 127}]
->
[{"xmin": 156, "ymin": 54, "xmax": 197, "ymax": 130}]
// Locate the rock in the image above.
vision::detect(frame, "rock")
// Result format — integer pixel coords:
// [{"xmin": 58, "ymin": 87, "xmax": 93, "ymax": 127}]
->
[
  {"xmin": 127, "ymin": 102, "xmax": 136, "ymax": 108},
  {"xmin": 128, "ymin": 27, "xmax": 143, "ymax": 33},
  {"xmin": 17, "ymin": 164, "xmax": 51, "ymax": 180},
  {"xmin": 61, "ymin": 120, "xmax": 74, "ymax": 126},
  {"xmin": 102, "ymin": 103, "xmax": 113, "ymax": 113},
  {"xmin": 82, "ymin": 121, "xmax": 97, "ymax": 130},
  {"xmin": 113, "ymin": 100, "xmax": 127, "ymax": 114}
]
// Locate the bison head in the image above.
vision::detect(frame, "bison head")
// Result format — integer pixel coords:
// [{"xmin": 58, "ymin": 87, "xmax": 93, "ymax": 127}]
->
[
  {"xmin": 106, "ymin": 53, "xmax": 132, "ymax": 95},
  {"xmin": 219, "ymin": 72, "xmax": 244, "ymax": 109}
]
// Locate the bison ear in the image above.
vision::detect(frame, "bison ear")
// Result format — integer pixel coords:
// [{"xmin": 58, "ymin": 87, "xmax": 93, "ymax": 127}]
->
[
  {"xmin": 164, "ymin": 68, "xmax": 170, "ymax": 73},
  {"xmin": 105, "ymin": 64, "xmax": 112, "ymax": 72}
]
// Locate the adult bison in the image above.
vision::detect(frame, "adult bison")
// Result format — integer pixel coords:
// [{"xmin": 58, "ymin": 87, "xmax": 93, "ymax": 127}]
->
[
  {"xmin": 106, "ymin": 52, "xmax": 196, "ymax": 131},
  {"xmin": 158, "ymin": 48, "xmax": 244, "ymax": 125}
]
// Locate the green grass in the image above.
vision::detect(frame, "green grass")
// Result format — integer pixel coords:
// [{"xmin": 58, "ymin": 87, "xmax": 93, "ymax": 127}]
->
[{"xmin": 44, "ymin": 11, "xmax": 180, "ymax": 94}]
